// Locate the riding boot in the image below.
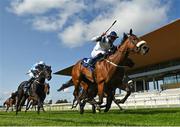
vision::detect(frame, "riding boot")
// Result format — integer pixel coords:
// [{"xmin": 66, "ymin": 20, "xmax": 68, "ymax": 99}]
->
[
  {"xmin": 25, "ymin": 77, "xmax": 35, "ymax": 95},
  {"xmin": 88, "ymin": 53, "xmax": 104, "ymax": 67}
]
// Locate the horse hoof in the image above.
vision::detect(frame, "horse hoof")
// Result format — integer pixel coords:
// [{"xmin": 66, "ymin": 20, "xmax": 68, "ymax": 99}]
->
[
  {"xmin": 104, "ymin": 110, "xmax": 108, "ymax": 113},
  {"xmin": 80, "ymin": 109, "xmax": 84, "ymax": 114},
  {"xmin": 80, "ymin": 106, "xmax": 84, "ymax": 114},
  {"xmin": 119, "ymin": 100, "xmax": 125, "ymax": 104},
  {"xmin": 96, "ymin": 105, "xmax": 100, "ymax": 110},
  {"xmin": 104, "ymin": 109, "xmax": 108, "ymax": 112}
]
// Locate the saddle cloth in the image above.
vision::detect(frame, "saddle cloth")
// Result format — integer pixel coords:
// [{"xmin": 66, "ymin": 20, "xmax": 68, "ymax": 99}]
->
[{"xmin": 81, "ymin": 58, "xmax": 94, "ymax": 72}]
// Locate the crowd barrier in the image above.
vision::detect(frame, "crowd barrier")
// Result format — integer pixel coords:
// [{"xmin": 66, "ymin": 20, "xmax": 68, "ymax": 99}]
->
[{"xmin": 1, "ymin": 89, "xmax": 180, "ymax": 111}]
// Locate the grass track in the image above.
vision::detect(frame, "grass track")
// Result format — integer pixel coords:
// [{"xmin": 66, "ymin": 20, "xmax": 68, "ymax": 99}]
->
[{"xmin": 0, "ymin": 108, "xmax": 180, "ymax": 126}]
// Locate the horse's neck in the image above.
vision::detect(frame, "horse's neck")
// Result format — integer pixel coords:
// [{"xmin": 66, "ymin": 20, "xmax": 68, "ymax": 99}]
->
[
  {"xmin": 108, "ymin": 41, "xmax": 129, "ymax": 66},
  {"xmin": 44, "ymin": 85, "xmax": 48, "ymax": 93},
  {"xmin": 36, "ymin": 75, "xmax": 45, "ymax": 84}
]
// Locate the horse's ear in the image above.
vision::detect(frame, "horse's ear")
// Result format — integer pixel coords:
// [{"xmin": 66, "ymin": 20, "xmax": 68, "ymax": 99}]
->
[
  {"xmin": 123, "ymin": 32, "xmax": 127, "ymax": 39},
  {"xmin": 130, "ymin": 29, "xmax": 133, "ymax": 35}
]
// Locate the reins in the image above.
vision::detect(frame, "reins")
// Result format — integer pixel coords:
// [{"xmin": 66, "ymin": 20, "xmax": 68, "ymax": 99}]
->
[{"xmin": 105, "ymin": 59, "xmax": 128, "ymax": 68}]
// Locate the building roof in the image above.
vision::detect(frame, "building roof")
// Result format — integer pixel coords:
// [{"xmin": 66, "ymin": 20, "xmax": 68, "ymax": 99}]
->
[{"xmin": 54, "ymin": 19, "xmax": 180, "ymax": 76}]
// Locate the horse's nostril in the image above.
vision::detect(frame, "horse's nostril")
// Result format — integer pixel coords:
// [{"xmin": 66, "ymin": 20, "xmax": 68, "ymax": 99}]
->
[{"xmin": 143, "ymin": 46, "xmax": 148, "ymax": 50}]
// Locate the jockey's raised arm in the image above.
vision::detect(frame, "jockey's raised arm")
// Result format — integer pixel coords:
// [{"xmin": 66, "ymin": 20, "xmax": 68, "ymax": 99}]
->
[
  {"xmin": 91, "ymin": 32, "xmax": 107, "ymax": 42},
  {"xmin": 86, "ymin": 31, "xmax": 119, "ymax": 69},
  {"xmin": 91, "ymin": 35, "xmax": 102, "ymax": 42}
]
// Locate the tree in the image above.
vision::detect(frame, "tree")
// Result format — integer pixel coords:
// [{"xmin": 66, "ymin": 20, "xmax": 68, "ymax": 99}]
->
[
  {"xmin": 48, "ymin": 99, "xmax": 52, "ymax": 104},
  {"xmin": 55, "ymin": 99, "xmax": 68, "ymax": 104}
]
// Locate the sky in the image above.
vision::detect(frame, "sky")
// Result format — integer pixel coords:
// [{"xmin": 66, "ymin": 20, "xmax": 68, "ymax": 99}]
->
[{"xmin": 0, "ymin": 0, "xmax": 180, "ymax": 104}]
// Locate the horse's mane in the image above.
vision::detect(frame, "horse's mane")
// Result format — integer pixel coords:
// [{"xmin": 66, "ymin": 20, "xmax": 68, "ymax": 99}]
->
[
  {"xmin": 117, "ymin": 33, "xmax": 129, "ymax": 48},
  {"xmin": 105, "ymin": 33, "xmax": 128, "ymax": 60}
]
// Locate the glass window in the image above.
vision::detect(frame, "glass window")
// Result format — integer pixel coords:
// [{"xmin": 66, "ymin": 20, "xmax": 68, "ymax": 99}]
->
[
  {"xmin": 164, "ymin": 75, "xmax": 177, "ymax": 84},
  {"xmin": 177, "ymin": 74, "xmax": 180, "ymax": 83},
  {"xmin": 157, "ymin": 80, "xmax": 163, "ymax": 91},
  {"xmin": 148, "ymin": 81, "xmax": 154, "ymax": 91}
]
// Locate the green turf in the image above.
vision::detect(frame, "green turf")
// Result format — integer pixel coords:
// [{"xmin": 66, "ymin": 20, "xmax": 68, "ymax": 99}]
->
[{"xmin": 0, "ymin": 108, "xmax": 180, "ymax": 126}]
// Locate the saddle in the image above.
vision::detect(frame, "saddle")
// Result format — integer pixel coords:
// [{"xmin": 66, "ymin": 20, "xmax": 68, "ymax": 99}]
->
[
  {"xmin": 81, "ymin": 58, "xmax": 91, "ymax": 67},
  {"xmin": 81, "ymin": 57, "xmax": 101, "ymax": 72}
]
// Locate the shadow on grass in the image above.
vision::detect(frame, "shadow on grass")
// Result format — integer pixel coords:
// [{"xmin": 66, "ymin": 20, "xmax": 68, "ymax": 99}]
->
[{"xmin": 108, "ymin": 108, "xmax": 180, "ymax": 115}]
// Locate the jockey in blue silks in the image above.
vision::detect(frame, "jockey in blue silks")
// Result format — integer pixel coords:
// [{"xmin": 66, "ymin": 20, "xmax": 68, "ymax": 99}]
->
[
  {"xmin": 88, "ymin": 31, "xmax": 119, "ymax": 67},
  {"xmin": 25, "ymin": 61, "xmax": 46, "ymax": 94}
]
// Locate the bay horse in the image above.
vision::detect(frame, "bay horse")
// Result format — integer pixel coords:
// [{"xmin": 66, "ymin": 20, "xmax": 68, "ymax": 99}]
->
[
  {"xmin": 58, "ymin": 57, "xmax": 135, "ymax": 112},
  {"xmin": 16, "ymin": 65, "xmax": 52, "ymax": 115},
  {"xmin": 71, "ymin": 29, "xmax": 149, "ymax": 113},
  {"xmin": 25, "ymin": 83, "xmax": 50, "ymax": 112},
  {"xmin": 3, "ymin": 91, "xmax": 18, "ymax": 112}
]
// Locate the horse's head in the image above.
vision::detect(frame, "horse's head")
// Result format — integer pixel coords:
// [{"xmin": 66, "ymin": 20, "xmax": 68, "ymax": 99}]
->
[
  {"xmin": 118, "ymin": 29, "xmax": 149, "ymax": 55},
  {"xmin": 43, "ymin": 65, "xmax": 52, "ymax": 81}
]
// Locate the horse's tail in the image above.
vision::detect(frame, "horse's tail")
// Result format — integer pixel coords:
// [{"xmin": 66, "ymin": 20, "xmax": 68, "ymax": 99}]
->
[
  {"xmin": 3, "ymin": 101, "xmax": 6, "ymax": 106},
  {"xmin": 57, "ymin": 79, "xmax": 73, "ymax": 91}
]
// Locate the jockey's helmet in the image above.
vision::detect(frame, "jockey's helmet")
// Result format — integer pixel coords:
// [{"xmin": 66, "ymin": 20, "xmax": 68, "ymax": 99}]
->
[
  {"xmin": 39, "ymin": 61, "xmax": 45, "ymax": 65},
  {"xmin": 108, "ymin": 31, "xmax": 119, "ymax": 38},
  {"xmin": 108, "ymin": 31, "xmax": 118, "ymax": 42}
]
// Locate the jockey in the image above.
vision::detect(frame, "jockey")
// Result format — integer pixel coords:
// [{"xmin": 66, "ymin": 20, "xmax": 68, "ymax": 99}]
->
[
  {"xmin": 25, "ymin": 61, "xmax": 46, "ymax": 94},
  {"xmin": 88, "ymin": 31, "xmax": 119, "ymax": 67}
]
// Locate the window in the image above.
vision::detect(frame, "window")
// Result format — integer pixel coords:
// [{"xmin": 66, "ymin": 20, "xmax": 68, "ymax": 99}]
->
[
  {"xmin": 164, "ymin": 75, "xmax": 177, "ymax": 84},
  {"xmin": 177, "ymin": 74, "xmax": 180, "ymax": 83}
]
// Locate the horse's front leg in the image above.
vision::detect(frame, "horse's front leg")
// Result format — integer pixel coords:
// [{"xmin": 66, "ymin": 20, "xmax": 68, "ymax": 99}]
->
[
  {"xmin": 6, "ymin": 105, "xmax": 9, "ymax": 112},
  {"xmin": 97, "ymin": 83, "xmax": 104, "ymax": 105},
  {"xmin": 119, "ymin": 91, "xmax": 131, "ymax": 103},
  {"xmin": 42, "ymin": 106, "xmax": 45, "ymax": 112},
  {"xmin": 78, "ymin": 82, "xmax": 89, "ymax": 114},
  {"xmin": 11, "ymin": 104, "xmax": 13, "ymax": 112},
  {"xmin": 16, "ymin": 93, "xmax": 23, "ymax": 115},
  {"xmin": 113, "ymin": 95, "xmax": 123, "ymax": 110},
  {"xmin": 71, "ymin": 97, "xmax": 77, "ymax": 109},
  {"xmin": 116, "ymin": 83, "xmax": 132, "ymax": 104},
  {"xmin": 73, "ymin": 85, "xmax": 81, "ymax": 105},
  {"xmin": 37, "ymin": 98, "xmax": 42, "ymax": 114},
  {"xmin": 104, "ymin": 88, "xmax": 114, "ymax": 112},
  {"xmin": 25, "ymin": 99, "xmax": 31, "ymax": 112}
]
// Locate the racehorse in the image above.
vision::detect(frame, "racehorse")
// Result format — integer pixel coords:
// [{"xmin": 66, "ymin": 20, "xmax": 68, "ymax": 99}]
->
[
  {"xmin": 3, "ymin": 91, "xmax": 18, "ymax": 112},
  {"xmin": 71, "ymin": 29, "xmax": 149, "ymax": 113},
  {"xmin": 16, "ymin": 65, "xmax": 52, "ymax": 114},
  {"xmin": 25, "ymin": 83, "xmax": 50, "ymax": 112},
  {"xmin": 58, "ymin": 57, "xmax": 135, "ymax": 113}
]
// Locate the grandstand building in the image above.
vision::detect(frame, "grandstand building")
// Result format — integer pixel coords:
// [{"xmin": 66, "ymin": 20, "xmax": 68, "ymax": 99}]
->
[
  {"xmin": 55, "ymin": 19, "xmax": 180, "ymax": 93},
  {"xmin": 127, "ymin": 19, "xmax": 180, "ymax": 92}
]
